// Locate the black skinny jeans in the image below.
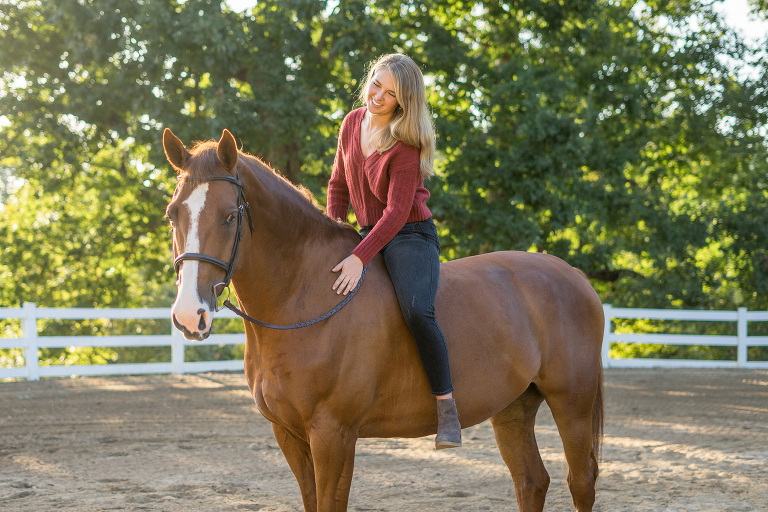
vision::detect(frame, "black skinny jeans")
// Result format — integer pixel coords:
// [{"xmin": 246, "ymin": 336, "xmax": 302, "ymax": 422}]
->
[{"xmin": 360, "ymin": 218, "xmax": 454, "ymax": 396}]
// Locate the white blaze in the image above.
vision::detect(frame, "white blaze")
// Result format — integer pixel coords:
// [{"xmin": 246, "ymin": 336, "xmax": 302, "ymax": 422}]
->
[{"xmin": 172, "ymin": 183, "xmax": 211, "ymax": 332}]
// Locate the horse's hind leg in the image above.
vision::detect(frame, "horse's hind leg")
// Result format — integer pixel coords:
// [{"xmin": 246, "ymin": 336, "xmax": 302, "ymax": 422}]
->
[
  {"xmin": 544, "ymin": 382, "xmax": 601, "ymax": 511},
  {"xmin": 490, "ymin": 384, "xmax": 549, "ymax": 512}
]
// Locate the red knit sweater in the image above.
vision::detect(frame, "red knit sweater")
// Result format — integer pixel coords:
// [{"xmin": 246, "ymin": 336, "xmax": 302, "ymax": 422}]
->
[{"xmin": 327, "ymin": 107, "xmax": 432, "ymax": 264}]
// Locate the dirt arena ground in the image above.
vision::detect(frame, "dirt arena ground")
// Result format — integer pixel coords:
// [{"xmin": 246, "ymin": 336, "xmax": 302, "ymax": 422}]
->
[{"xmin": 1, "ymin": 368, "xmax": 766, "ymax": 511}]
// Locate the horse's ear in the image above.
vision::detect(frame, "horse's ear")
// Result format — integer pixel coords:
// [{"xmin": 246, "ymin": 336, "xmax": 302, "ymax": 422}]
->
[
  {"xmin": 163, "ymin": 128, "xmax": 191, "ymax": 173},
  {"xmin": 217, "ymin": 129, "xmax": 238, "ymax": 173}
]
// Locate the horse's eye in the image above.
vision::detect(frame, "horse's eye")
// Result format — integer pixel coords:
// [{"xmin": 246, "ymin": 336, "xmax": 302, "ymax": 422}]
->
[{"xmin": 226, "ymin": 212, "xmax": 237, "ymax": 224}]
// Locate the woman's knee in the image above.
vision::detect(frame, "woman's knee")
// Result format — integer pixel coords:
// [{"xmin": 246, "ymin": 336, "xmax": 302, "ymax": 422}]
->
[{"xmin": 401, "ymin": 303, "xmax": 437, "ymax": 329}]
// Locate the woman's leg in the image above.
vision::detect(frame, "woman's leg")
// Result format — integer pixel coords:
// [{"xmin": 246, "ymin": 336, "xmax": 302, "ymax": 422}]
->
[
  {"xmin": 381, "ymin": 226, "xmax": 453, "ymax": 396},
  {"xmin": 381, "ymin": 221, "xmax": 461, "ymax": 449}
]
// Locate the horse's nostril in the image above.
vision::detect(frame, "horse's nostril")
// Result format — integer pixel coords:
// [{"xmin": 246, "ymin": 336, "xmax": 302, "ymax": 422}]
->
[{"xmin": 198, "ymin": 314, "xmax": 206, "ymax": 331}]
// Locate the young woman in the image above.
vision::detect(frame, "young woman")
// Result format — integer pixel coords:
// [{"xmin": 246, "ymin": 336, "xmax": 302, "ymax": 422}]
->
[{"xmin": 327, "ymin": 53, "xmax": 461, "ymax": 449}]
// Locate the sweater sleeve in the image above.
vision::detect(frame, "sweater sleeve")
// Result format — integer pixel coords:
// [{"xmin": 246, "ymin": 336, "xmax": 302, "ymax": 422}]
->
[
  {"xmin": 351, "ymin": 144, "xmax": 421, "ymax": 264},
  {"xmin": 326, "ymin": 118, "xmax": 351, "ymax": 221}
]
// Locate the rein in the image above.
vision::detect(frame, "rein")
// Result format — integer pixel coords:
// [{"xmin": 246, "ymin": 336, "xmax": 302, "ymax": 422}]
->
[
  {"xmin": 221, "ymin": 264, "xmax": 367, "ymax": 330},
  {"xmin": 173, "ymin": 170, "xmax": 367, "ymax": 330}
]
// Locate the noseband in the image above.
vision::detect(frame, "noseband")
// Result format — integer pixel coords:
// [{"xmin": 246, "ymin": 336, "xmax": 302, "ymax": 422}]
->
[
  {"xmin": 172, "ymin": 170, "xmax": 367, "ymax": 330},
  {"xmin": 173, "ymin": 172, "xmax": 254, "ymax": 305}
]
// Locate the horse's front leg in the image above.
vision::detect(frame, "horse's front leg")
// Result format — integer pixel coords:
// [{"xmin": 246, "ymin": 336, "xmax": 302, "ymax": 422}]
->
[
  {"xmin": 273, "ymin": 423, "xmax": 317, "ymax": 512},
  {"xmin": 307, "ymin": 416, "xmax": 358, "ymax": 512}
]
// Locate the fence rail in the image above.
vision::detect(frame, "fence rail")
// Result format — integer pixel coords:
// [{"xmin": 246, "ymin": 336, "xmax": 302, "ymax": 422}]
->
[
  {"xmin": 603, "ymin": 305, "xmax": 768, "ymax": 369},
  {"xmin": 1, "ymin": 303, "xmax": 767, "ymax": 380},
  {"xmin": 0, "ymin": 303, "xmax": 244, "ymax": 381}
]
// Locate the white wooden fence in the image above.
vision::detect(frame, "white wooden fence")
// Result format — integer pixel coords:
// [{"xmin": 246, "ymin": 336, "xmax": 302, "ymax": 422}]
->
[
  {"xmin": 0, "ymin": 303, "xmax": 244, "ymax": 381},
  {"xmin": 1, "ymin": 303, "xmax": 768, "ymax": 380},
  {"xmin": 602, "ymin": 305, "xmax": 768, "ymax": 369}
]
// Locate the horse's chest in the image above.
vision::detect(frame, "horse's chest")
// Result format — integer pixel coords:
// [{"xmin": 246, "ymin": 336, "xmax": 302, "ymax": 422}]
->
[
  {"xmin": 252, "ymin": 386, "xmax": 278, "ymax": 423},
  {"xmin": 251, "ymin": 377, "xmax": 308, "ymax": 438}
]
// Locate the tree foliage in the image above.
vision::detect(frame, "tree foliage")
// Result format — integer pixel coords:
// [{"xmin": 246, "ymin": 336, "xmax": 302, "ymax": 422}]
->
[{"xmin": 1, "ymin": 0, "xmax": 766, "ymax": 321}]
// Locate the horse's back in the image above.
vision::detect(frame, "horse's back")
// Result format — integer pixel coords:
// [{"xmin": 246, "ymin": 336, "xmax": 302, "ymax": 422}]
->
[
  {"xmin": 439, "ymin": 250, "xmax": 602, "ymax": 327},
  {"xmin": 440, "ymin": 251, "xmax": 602, "ymax": 320}
]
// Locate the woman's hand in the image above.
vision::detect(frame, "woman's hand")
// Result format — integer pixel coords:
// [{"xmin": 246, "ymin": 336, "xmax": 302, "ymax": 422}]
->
[{"xmin": 332, "ymin": 254, "xmax": 364, "ymax": 295}]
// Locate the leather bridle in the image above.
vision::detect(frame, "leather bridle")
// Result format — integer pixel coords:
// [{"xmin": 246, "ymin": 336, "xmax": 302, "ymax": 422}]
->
[
  {"xmin": 173, "ymin": 172, "xmax": 254, "ymax": 310},
  {"xmin": 171, "ymin": 170, "xmax": 367, "ymax": 329}
]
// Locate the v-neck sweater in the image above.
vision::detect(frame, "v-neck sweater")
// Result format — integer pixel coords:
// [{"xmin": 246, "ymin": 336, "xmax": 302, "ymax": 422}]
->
[{"xmin": 327, "ymin": 107, "xmax": 432, "ymax": 264}]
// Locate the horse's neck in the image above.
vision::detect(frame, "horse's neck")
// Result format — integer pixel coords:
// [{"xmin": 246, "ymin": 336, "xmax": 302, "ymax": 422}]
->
[{"xmin": 231, "ymin": 161, "xmax": 356, "ymax": 321}]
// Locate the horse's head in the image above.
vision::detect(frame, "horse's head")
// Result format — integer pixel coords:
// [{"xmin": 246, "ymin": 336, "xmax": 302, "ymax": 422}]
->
[{"xmin": 163, "ymin": 128, "xmax": 244, "ymax": 340}]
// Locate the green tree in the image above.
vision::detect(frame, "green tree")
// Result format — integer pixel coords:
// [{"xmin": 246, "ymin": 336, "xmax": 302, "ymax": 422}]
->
[
  {"xmin": 389, "ymin": 0, "xmax": 768, "ymax": 312},
  {"xmin": 0, "ymin": 0, "xmax": 333, "ymax": 309},
  {"xmin": 1, "ymin": 0, "xmax": 766, "ymax": 322}
]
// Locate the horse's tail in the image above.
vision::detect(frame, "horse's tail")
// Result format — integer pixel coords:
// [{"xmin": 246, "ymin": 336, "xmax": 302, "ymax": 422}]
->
[{"xmin": 592, "ymin": 362, "xmax": 605, "ymax": 469}]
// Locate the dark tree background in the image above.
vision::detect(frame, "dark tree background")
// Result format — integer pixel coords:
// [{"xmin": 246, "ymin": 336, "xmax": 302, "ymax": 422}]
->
[{"xmin": 1, "ymin": 0, "xmax": 766, "ymax": 321}]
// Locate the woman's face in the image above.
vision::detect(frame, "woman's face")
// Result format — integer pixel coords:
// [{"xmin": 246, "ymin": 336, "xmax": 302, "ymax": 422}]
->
[{"xmin": 366, "ymin": 68, "xmax": 399, "ymax": 119}]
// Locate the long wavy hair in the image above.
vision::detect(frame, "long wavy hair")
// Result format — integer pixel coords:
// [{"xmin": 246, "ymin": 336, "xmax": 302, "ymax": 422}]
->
[{"xmin": 358, "ymin": 54, "xmax": 436, "ymax": 179}]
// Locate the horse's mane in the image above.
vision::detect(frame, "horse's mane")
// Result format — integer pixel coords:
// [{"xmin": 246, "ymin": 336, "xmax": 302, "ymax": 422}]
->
[{"xmin": 181, "ymin": 140, "xmax": 354, "ymax": 236}]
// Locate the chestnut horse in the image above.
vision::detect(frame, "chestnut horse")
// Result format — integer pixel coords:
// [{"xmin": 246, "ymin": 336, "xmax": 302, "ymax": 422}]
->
[{"xmin": 163, "ymin": 128, "xmax": 605, "ymax": 512}]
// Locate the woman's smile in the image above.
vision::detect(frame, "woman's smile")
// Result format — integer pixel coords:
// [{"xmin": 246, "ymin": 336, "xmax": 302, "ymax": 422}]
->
[{"xmin": 366, "ymin": 69, "xmax": 398, "ymax": 117}]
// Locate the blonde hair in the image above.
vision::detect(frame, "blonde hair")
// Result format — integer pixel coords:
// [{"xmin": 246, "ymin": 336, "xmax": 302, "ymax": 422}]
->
[{"xmin": 358, "ymin": 54, "xmax": 436, "ymax": 179}]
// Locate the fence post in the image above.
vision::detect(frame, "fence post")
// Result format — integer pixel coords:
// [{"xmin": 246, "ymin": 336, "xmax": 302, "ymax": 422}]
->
[
  {"xmin": 22, "ymin": 302, "xmax": 40, "ymax": 381},
  {"xmin": 602, "ymin": 304, "xmax": 612, "ymax": 368},
  {"xmin": 171, "ymin": 322, "xmax": 185, "ymax": 375},
  {"xmin": 737, "ymin": 307, "xmax": 748, "ymax": 367}
]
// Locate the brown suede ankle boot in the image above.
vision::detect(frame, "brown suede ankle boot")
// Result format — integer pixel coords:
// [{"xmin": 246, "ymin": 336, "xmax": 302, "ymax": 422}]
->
[{"xmin": 435, "ymin": 398, "xmax": 462, "ymax": 450}]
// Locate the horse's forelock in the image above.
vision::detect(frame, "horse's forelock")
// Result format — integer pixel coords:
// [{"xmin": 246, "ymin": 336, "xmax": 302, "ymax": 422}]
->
[
  {"xmin": 180, "ymin": 141, "xmax": 267, "ymax": 180},
  {"xmin": 179, "ymin": 141, "xmax": 221, "ymax": 181}
]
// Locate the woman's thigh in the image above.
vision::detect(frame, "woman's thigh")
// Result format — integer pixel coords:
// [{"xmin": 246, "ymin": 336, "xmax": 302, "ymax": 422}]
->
[{"xmin": 382, "ymin": 231, "xmax": 440, "ymax": 313}]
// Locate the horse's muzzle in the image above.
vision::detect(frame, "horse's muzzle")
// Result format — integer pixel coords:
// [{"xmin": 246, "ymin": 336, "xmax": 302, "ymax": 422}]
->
[{"xmin": 172, "ymin": 313, "xmax": 211, "ymax": 341}]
